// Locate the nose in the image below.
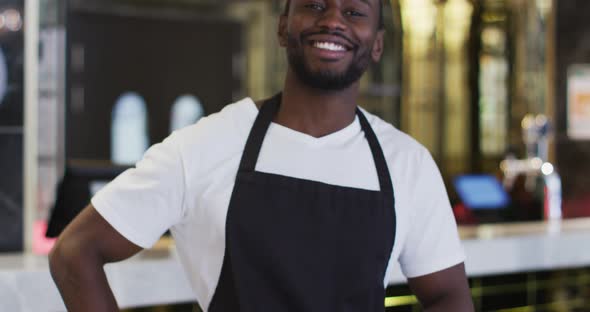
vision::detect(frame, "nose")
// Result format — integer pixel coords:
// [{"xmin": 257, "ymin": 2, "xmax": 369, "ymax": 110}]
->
[{"xmin": 316, "ymin": 7, "xmax": 347, "ymax": 31}]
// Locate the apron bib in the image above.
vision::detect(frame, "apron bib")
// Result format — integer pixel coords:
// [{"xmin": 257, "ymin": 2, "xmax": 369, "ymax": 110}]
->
[{"xmin": 208, "ymin": 94, "xmax": 396, "ymax": 311}]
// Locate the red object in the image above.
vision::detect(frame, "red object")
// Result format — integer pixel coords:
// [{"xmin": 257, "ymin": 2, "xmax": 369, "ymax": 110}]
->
[
  {"xmin": 562, "ymin": 194, "xmax": 590, "ymax": 218},
  {"xmin": 544, "ymin": 186, "xmax": 549, "ymax": 220},
  {"xmin": 33, "ymin": 220, "xmax": 57, "ymax": 255},
  {"xmin": 452, "ymin": 203, "xmax": 478, "ymax": 225}
]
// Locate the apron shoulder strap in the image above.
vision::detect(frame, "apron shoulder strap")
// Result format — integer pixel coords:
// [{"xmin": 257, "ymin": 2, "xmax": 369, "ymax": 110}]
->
[
  {"xmin": 356, "ymin": 108, "xmax": 394, "ymax": 197},
  {"xmin": 238, "ymin": 93, "xmax": 281, "ymax": 173}
]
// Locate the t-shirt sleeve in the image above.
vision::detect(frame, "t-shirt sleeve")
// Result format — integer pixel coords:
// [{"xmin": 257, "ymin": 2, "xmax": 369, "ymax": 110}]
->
[
  {"xmin": 91, "ymin": 132, "xmax": 186, "ymax": 249},
  {"xmin": 398, "ymin": 148, "xmax": 465, "ymax": 278}
]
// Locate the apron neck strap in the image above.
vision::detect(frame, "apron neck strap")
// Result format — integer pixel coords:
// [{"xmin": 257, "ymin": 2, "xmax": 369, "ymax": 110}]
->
[{"xmin": 238, "ymin": 92, "xmax": 393, "ymax": 195}]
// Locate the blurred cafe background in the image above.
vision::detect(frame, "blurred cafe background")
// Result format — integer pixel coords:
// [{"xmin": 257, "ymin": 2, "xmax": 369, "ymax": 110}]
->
[{"xmin": 1, "ymin": 0, "xmax": 590, "ymax": 311}]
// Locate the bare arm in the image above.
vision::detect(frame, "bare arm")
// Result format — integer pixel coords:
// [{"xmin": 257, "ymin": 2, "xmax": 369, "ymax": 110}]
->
[
  {"xmin": 49, "ymin": 204, "xmax": 143, "ymax": 311},
  {"xmin": 407, "ymin": 263, "xmax": 474, "ymax": 312}
]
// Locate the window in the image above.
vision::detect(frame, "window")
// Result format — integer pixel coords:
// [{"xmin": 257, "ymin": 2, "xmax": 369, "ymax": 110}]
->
[
  {"xmin": 111, "ymin": 92, "xmax": 149, "ymax": 165},
  {"xmin": 170, "ymin": 94, "xmax": 204, "ymax": 133}
]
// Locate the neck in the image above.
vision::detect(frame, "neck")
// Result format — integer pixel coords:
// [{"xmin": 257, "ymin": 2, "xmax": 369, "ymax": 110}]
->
[{"xmin": 276, "ymin": 69, "xmax": 360, "ymax": 138}]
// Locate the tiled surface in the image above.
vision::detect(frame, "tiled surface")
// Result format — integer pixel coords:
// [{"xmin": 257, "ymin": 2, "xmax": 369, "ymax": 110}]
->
[{"xmin": 0, "ymin": 133, "xmax": 23, "ymax": 251}]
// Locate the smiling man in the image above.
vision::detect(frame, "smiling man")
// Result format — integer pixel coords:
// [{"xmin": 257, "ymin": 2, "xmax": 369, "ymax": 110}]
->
[
  {"xmin": 50, "ymin": 0, "xmax": 473, "ymax": 311},
  {"xmin": 283, "ymin": 0, "xmax": 382, "ymax": 92}
]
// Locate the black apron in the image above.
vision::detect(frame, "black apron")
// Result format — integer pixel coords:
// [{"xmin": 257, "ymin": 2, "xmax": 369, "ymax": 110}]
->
[{"xmin": 208, "ymin": 93, "xmax": 396, "ymax": 311}]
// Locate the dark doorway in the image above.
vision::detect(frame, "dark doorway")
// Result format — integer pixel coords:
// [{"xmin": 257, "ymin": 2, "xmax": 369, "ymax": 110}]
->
[{"xmin": 66, "ymin": 9, "xmax": 243, "ymax": 161}]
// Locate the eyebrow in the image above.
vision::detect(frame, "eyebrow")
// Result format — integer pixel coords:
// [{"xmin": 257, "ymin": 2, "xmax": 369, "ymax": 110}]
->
[{"xmin": 357, "ymin": 0, "xmax": 372, "ymax": 7}]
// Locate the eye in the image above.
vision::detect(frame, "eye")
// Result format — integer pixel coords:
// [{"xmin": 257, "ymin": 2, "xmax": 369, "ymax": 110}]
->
[
  {"xmin": 304, "ymin": 2, "xmax": 325, "ymax": 11},
  {"xmin": 344, "ymin": 9, "xmax": 367, "ymax": 17}
]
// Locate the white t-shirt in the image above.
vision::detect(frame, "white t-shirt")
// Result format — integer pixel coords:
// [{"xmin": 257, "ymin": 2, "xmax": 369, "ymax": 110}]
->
[{"xmin": 92, "ymin": 98, "xmax": 465, "ymax": 310}]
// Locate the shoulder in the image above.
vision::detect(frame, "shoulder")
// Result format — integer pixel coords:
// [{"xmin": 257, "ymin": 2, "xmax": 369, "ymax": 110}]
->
[
  {"xmin": 358, "ymin": 108, "xmax": 439, "ymax": 198},
  {"xmin": 164, "ymin": 97, "xmax": 258, "ymax": 181},
  {"xmin": 173, "ymin": 97, "xmax": 257, "ymax": 143},
  {"xmin": 359, "ymin": 108, "xmax": 430, "ymax": 159},
  {"xmin": 168, "ymin": 97, "xmax": 258, "ymax": 159}
]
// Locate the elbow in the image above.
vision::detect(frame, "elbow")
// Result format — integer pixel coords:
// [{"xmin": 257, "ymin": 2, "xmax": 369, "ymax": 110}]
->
[
  {"xmin": 48, "ymin": 236, "xmax": 100, "ymax": 286},
  {"xmin": 48, "ymin": 239, "xmax": 69, "ymax": 280},
  {"xmin": 48, "ymin": 237, "xmax": 78, "ymax": 285}
]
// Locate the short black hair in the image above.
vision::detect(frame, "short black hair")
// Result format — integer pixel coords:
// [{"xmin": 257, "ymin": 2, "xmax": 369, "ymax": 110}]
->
[{"xmin": 283, "ymin": 0, "xmax": 385, "ymax": 30}]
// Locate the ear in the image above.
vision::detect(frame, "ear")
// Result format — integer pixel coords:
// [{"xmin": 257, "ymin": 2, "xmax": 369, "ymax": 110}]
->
[
  {"xmin": 278, "ymin": 14, "xmax": 288, "ymax": 47},
  {"xmin": 371, "ymin": 30, "xmax": 385, "ymax": 62}
]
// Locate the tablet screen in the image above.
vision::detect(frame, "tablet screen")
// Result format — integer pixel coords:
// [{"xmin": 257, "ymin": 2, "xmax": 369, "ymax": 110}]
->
[{"xmin": 454, "ymin": 175, "xmax": 510, "ymax": 210}]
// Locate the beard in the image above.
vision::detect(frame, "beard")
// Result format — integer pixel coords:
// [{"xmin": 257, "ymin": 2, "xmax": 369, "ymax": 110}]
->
[{"xmin": 286, "ymin": 31, "xmax": 372, "ymax": 91}]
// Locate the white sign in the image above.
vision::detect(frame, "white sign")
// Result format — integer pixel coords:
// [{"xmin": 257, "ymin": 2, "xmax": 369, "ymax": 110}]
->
[{"xmin": 568, "ymin": 64, "xmax": 590, "ymax": 140}]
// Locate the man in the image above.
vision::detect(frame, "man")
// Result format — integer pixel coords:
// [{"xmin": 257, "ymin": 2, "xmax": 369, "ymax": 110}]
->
[{"xmin": 50, "ymin": 0, "xmax": 474, "ymax": 311}]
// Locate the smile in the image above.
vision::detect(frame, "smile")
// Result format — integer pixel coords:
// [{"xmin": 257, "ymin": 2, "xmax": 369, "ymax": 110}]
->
[{"xmin": 312, "ymin": 41, "xmax": 347, "ymax": 52}]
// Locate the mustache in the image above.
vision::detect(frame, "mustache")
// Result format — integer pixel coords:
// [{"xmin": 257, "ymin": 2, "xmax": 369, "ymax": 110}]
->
[{"xmin": 300, "ymin": 30, "xmax": 357, "ymax": 49}]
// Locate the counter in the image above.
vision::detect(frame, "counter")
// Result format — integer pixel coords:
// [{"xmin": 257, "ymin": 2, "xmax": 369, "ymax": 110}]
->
[{"xmin": 2, "ymin": 218, "xmax": 590, "ymax": 311}]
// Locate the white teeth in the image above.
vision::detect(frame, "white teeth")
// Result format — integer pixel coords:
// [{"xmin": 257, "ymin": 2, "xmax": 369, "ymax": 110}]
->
[{"xmin": 314, "ymin": 41, "xmax": 346, "ymax": 52}]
